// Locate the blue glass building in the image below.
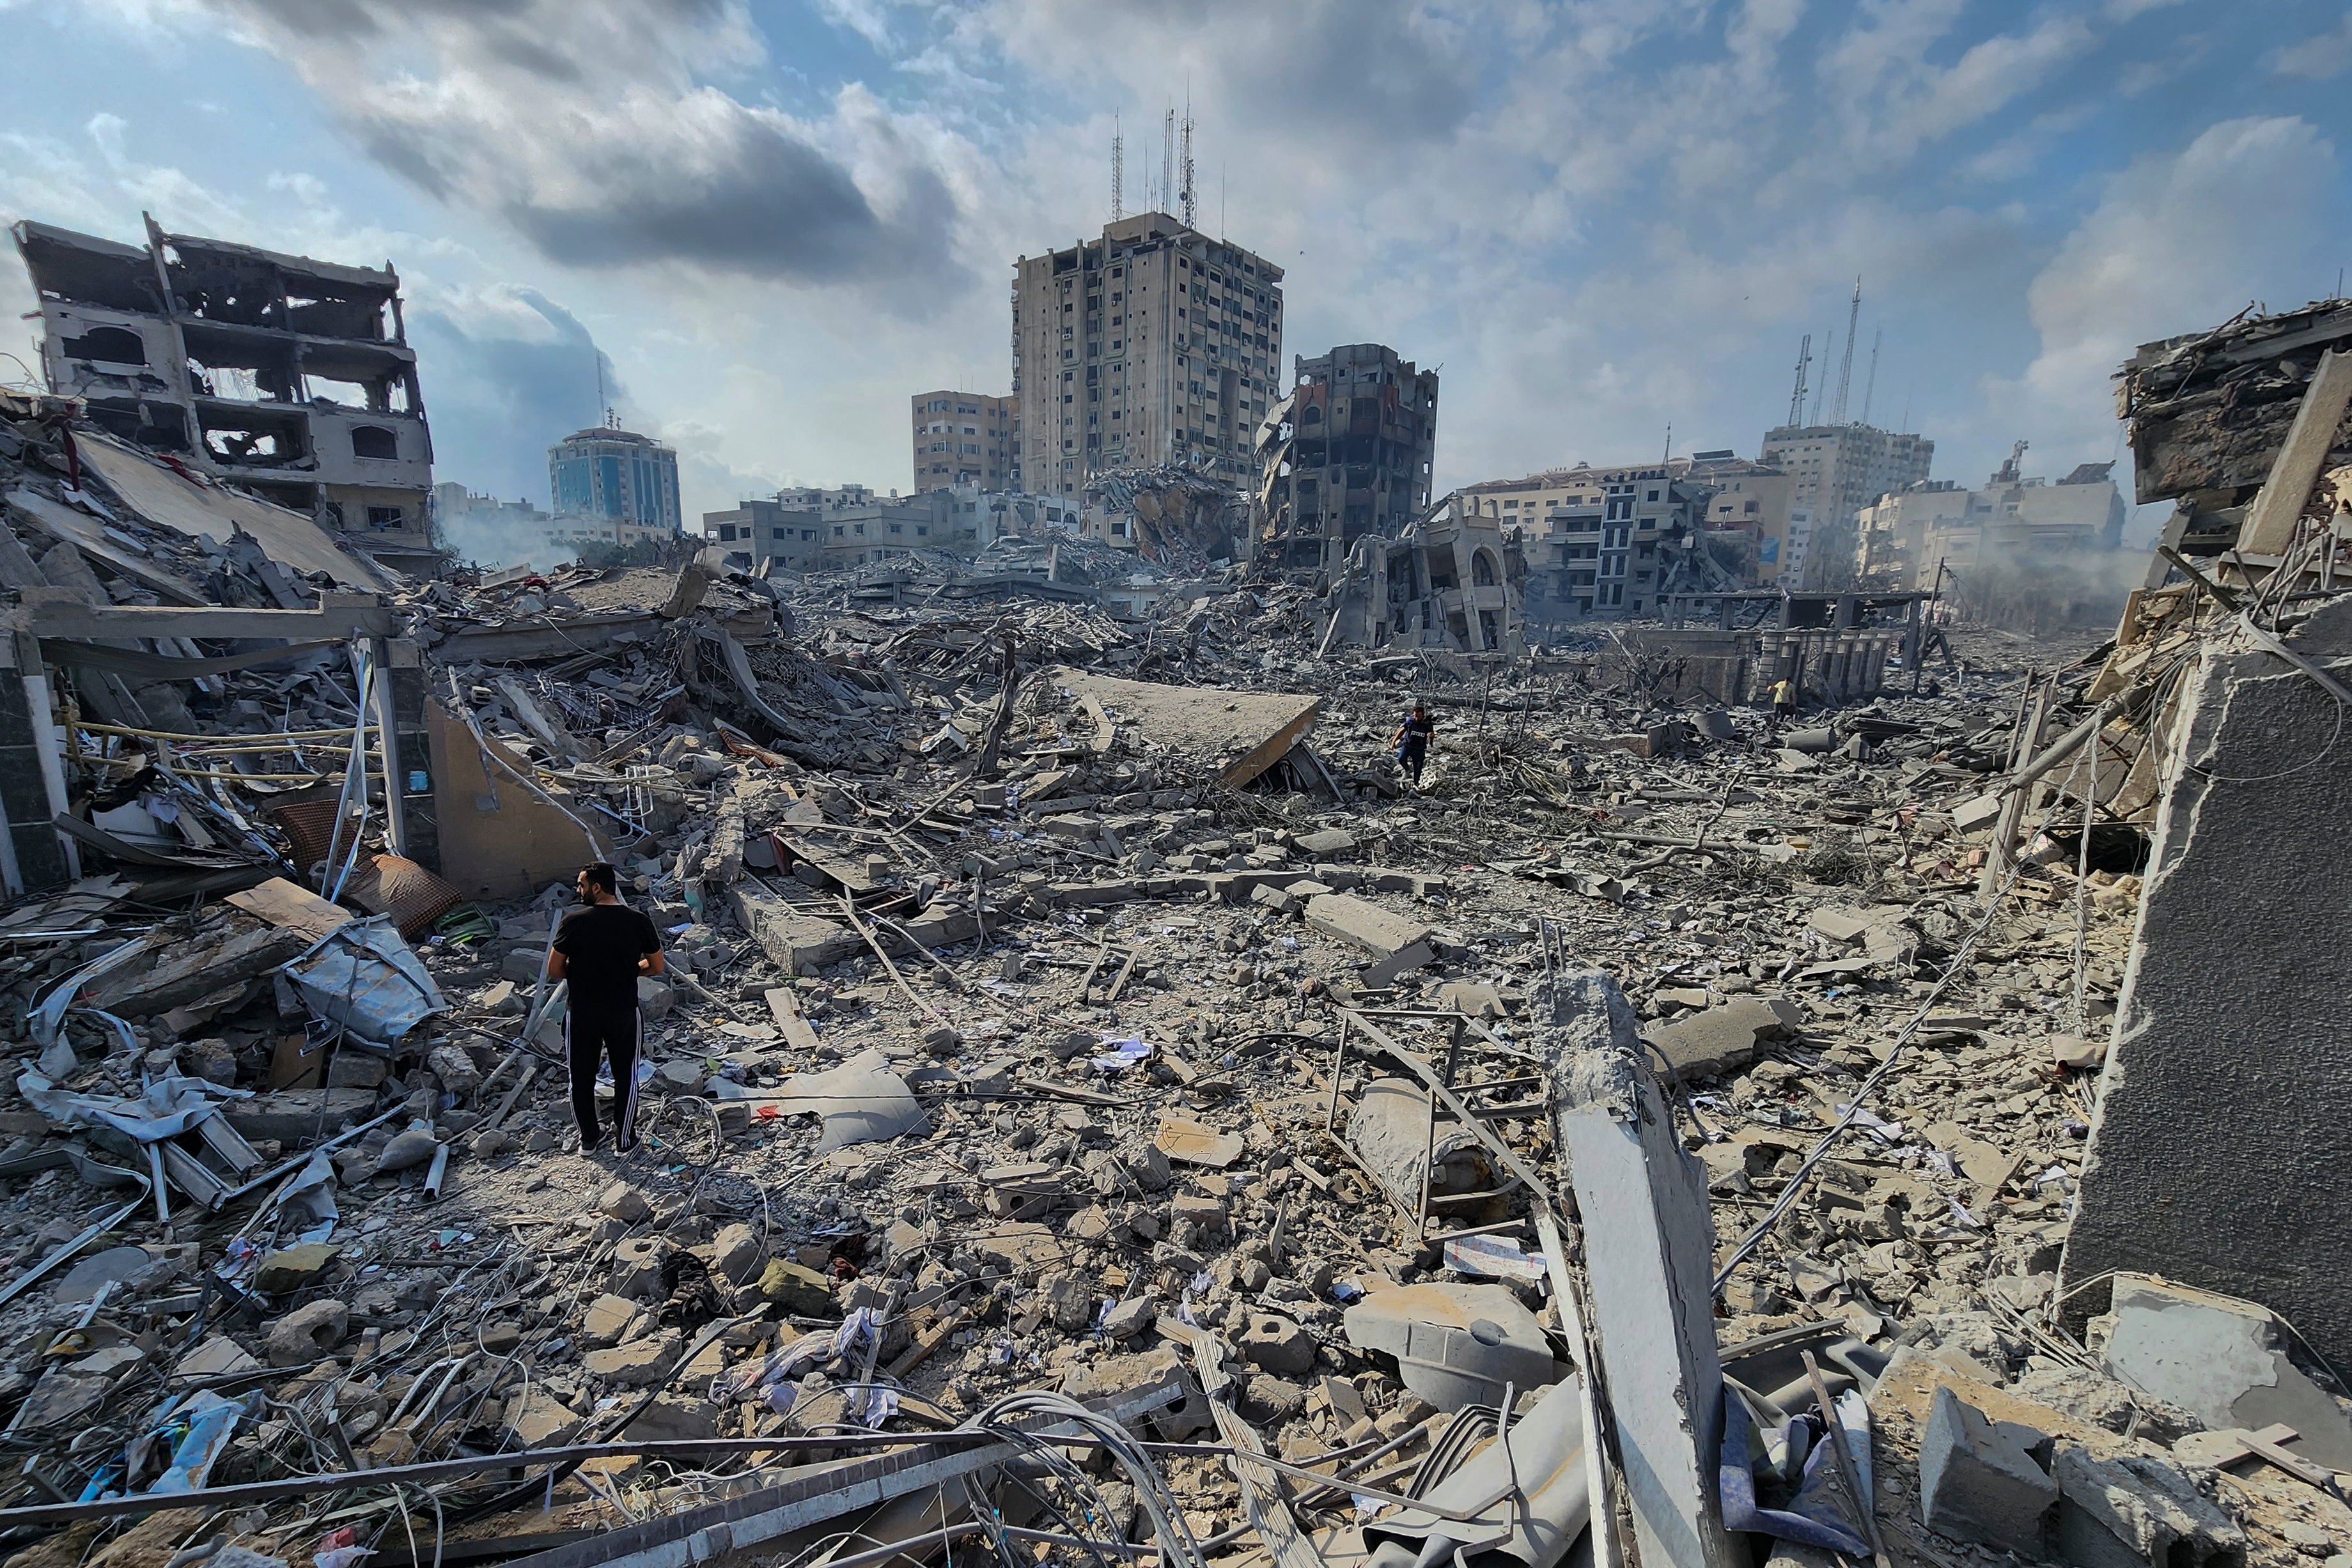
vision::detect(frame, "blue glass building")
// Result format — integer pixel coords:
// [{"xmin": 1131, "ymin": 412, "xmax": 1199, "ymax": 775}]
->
[{"xmin": 547, "ymin": 424, "xmax": 682, "ymax": 535}]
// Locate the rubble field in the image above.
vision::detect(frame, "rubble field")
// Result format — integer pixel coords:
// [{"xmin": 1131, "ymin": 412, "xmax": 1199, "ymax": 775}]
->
[{"xmin": 2, "ymin": 342, "xmax": 2351, "ymax": 1568}]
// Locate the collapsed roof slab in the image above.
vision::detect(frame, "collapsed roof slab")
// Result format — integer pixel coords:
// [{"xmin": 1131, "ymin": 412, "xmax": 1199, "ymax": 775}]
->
[
  {"xmin": 1052, "ymin": 668, "xmax": 1321, "ymax": 789},
  {"xmin": 72, "ymin": 430, "xmax": 393, "ymax": 590}
]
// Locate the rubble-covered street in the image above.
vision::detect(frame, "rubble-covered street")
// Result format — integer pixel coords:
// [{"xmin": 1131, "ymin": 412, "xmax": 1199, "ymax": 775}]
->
[{"xmin": 3, "ymin": 290, "xmax": 2352, "ymax": 1568}]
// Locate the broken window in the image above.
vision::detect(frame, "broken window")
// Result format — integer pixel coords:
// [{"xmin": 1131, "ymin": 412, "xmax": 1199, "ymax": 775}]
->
[
  {"xmin": 60, "ymin": 325, "xmax": 146, "ymax": 365},
  {"xmin": 366, "ymin": 505, "xmax": 405, "ymax": 529},
  {"xmin": 350, "ymin": 424, "xmax": 398, "ymax": 460}
]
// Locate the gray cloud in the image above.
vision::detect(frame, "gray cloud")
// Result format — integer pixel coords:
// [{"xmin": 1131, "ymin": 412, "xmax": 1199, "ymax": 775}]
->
[{"xmin": 203, "ymin": 0, "xmax": 968, "ymax": 289}]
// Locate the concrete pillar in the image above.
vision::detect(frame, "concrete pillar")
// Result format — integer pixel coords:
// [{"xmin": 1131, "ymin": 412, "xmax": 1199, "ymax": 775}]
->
[
  {"xmin": 1542, "ymin": 968, "xmax": 1734, "ymax": 1568},
  {"xmin": 0, "ymin": 630, "xmax": 75, "ymax": 896}
]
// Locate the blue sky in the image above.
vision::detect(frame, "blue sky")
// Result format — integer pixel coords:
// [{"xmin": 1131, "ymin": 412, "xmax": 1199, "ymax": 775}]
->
[{"xmin": 2, "ymin": 0, "xmax": 2348, "ymax": 534}]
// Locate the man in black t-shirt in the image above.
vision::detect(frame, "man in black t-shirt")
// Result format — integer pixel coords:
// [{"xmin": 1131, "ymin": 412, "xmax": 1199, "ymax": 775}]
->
[
  {"xmin": 1392, "ymin": 702, "xmax": 1436, "ymax": 788},
  {"xmin": 549, "ymin": 862, "xmax": 664, "ymax": 1154}
]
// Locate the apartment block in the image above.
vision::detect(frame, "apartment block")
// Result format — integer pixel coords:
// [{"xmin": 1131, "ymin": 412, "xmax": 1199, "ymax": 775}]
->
[
  {"xmin": 1466, "ymin": 462, "xmax": 1706, "ymax": 619},
  {"xmin": 1012, "ymin": 211, "xmax": 1283, "ymax": 496},
  {"xmin": 703, "ymin": 498, "xmax": 825, "ymax": 571},
  {"xmin": 1855, "ymin": 454, "xmax": 2124, "ymax": 590},
  {"xmin": 911, "ymin": 391, "xmax": 1013, "ymax": 492},
  {"xmin": 705, "ymin": 486, "xmax": 957, "ymax": 570},
  {"xmin": 1758, "ymin": 421, "xmax": 1933, "ymax": 586},
  {"xmin": 549, "ymin": 423, "xmax": 683, "ymax": 538},
  {"xmin": 12, "ymin": 215, "xmax": 439, "ymax": 572},
  {"xmin": 1263, "ymin": 343, "xmax": 1437, "ymax": 573}
]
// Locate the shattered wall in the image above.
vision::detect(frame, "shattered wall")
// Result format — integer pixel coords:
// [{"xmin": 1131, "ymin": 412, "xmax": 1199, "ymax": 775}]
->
[
  {"xmin": 2061, "ymin": 596, "xmax": 2352, "ymax": 1374},
  {"xmin": 424, "ymin": 697, "xmax": 609, "ymax": 902},
  {"xmin": 1321, "ymin": 505, "xmax": 1525, "ymax": 655}
]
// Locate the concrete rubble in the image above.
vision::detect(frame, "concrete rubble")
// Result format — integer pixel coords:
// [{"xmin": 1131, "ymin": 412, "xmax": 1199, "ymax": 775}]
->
[{"xmin": 0, "ymin": 297, "xmax": 2346, "ymax": 1568}]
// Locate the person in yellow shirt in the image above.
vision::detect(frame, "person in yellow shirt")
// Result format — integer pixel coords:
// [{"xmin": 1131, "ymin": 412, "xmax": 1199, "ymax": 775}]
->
[{"xmin": 1768, "ymin": 676, "xmax": 1796, "ymax": 733}]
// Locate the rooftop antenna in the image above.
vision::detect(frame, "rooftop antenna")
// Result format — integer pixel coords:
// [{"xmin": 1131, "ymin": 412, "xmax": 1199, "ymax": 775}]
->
[
  {"xmin": 1111, "ymin": 113, "xmax": 1124, "ymax": 222},
  {"xmin": 1786, "ymin": 333, "xmax": 1812, "ymax": 428},
  {"xmin": 1179, "ymin": 93, "xmax": 1197, "ymax": 229},
  {"xmin": 1163, "ymin": 107, "xmax": 1175, "ymax": 218},
  {"xmin": 1831, "ymin": 276, "xmax": 1861, "ymax": 424},
  {"xmin": 1860, "ymin": 327, "xmax": 1881, "ymax": 426},
  {"xmin": 1809, "ymin": 329, "xmax": 1832, "ymax": 424},
  {"xmin": 1901, "ymin": 384, "xmax": 1912, "ymax": 432},
  {"xmin": 1662, "ymin": 421, "xmax": 1672, "ymax": 465}
]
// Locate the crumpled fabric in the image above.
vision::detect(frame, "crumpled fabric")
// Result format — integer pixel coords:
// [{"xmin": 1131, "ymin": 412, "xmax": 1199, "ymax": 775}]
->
[
  {"xmin": 17, "ymin": 1071, "xmax": 246, "ymax": 1144},
  {"xmin": 708, "ymin": 1308, "xmax": 883, "ymax": 1418},
  {"xmin": 1717, "ymin": 1383, "xmax": 1874, "ymax": 1557}
]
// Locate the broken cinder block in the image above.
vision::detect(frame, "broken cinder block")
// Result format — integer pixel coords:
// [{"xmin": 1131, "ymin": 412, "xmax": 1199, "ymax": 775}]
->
[{"xmin": 1919, "ymin": 1385, "xmax": 2057, "ymax": 1555}]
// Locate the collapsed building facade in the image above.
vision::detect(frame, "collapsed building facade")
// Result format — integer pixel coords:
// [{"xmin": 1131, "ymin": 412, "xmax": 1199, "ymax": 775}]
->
[
  {"xmin": 10, "ymin": 215, "xmax": 439, "ymax": 574},
  {"xmin": 1318, "ymin": 496, "xmax": 1526, "ymax": 654}
]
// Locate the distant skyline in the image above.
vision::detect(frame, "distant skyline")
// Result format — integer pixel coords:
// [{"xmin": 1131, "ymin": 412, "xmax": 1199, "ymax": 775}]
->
[{"xmin": 3, "ymin": 0, "xmax": 2348, "ymax": 537}]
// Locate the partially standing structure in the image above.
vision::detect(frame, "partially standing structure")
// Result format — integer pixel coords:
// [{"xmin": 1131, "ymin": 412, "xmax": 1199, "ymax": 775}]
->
[
  {"xmin": 11, "ymin": 214, "xmax": 439, "ymax": 574},
  {"xmin": 1257, "ymin": 344, "xmax": 1438, "ymax": 575}
]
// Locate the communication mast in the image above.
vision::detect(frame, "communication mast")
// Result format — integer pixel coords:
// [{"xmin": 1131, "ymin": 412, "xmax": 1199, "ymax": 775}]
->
[
  {"xmin": 1786, "ymin": 334, "xmax": 1812, "ymax": 428},
  {"xmin": 1179, "ymin": 100, "xmax": 1197, "ymax": 228},
  {"xmin": 1162, "ymin": 109, "xmax": 1174, "ymax": 217},
  {"xmin": 1831, "ymin": 276, "xmax": 1861, "ymax": 424},
  {"xmin": 1110, "ymin": 114, "xmax": 1124, "ymax": 221}
]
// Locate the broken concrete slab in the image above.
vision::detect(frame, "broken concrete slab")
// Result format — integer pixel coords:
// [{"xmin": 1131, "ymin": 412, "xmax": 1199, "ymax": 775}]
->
[
  {"xmin": 80, "ymin": 914, "xmax": 309, "ymax": 1021},
  {"xmin": 2062, "ymin": 600, "xmax": 2352, "ymax": 1380},
  {"xmin": 1304, "ymin": 893, "xmax": 1435, "ymax": 986},
  {"xmin": 1053, "ymin": 669, "xmax": 1322, "ymax": 789},
  {"xmin": 762, "ymin": 1050, "xmax": 927, "ymax": 1152},
  {"xmin": 728, "ymin": 886, "xmax": 861, "ymax": 975},
  {"xmin": 1153, "ymin": 1114, "xmax": 1243, "ymax": 1168},
  {"xmin": 224, "ymin": 1087, "xmax": 379, "ymax": 1146},
  {"xmin": 2094, "ymin": 1273, "xmax": 2352, "ymax": 1468},
  {"xmin": 1644, "ymin": 995, "xmax": 1805, "ymax": 1078},
  {"xmin": 2052, "ymin": 1445, "xmax": 2247, "ymax": 1568},
  {"xmin": 1543, "ymin": 966, "xmax": 1734, "ymax": 1568},
  {"xmin": 1341, "ymin": 1282, "xmax": 1562, "ymax": 1412}
]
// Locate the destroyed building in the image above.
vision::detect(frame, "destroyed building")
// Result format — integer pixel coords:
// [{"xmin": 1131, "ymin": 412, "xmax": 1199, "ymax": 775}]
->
[
  {"xmin": 1256, "ymin": 345, "xmax": 1439, "ymax": 575},
  {"xmin": 0, "ymin": 260, "xmax": 2348, "ymax": 1568},
  {"xmin": 10, "ymin": 215, "xmax": 440, "ymax": 575},
  {"xmin": 1470, "ymin": 462, "xmax": 1729, "ymax": 621},
  {"xmin": 1318, "ymin": 493, "xmax": 1525, "ymax": 653},
  {"xmin": 1013, "ymin": 211, "xmax": 1284, "ymax": 497}
]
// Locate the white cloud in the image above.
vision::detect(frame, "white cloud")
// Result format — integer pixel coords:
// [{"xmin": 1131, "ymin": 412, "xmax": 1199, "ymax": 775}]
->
[
  {"xmin": 2005, "ymin": 115, "xmax": 2339, "ymax": 471},
  {"xmin": 2270, "ymin": 10, "xmax": 2352, "ymax": 78}
]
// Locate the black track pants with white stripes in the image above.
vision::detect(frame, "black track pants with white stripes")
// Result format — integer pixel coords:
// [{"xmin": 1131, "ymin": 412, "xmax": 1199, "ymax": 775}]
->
[{"xmin": 566, "ymin": 1003, "xmax": 643, "ymax": 1151}]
